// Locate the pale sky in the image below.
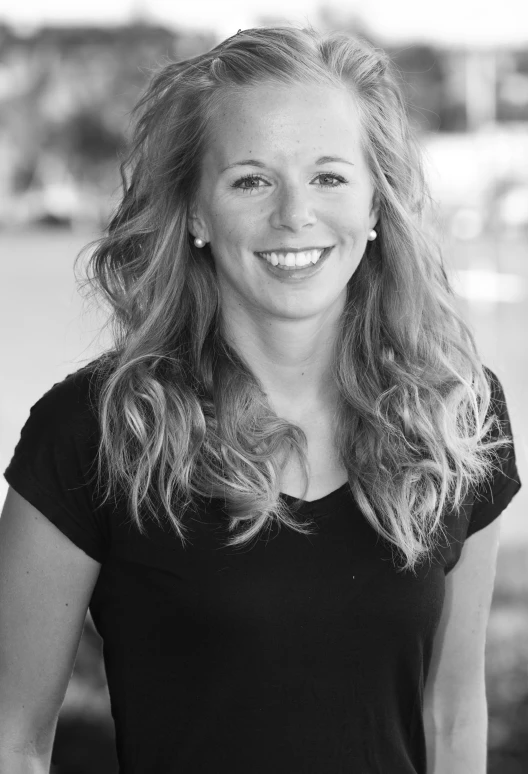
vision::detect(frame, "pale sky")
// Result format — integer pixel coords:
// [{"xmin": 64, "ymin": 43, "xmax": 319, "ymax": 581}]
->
[{"xmin": 1, "ymin": 0, "xmax": 527, "ymax": 47}]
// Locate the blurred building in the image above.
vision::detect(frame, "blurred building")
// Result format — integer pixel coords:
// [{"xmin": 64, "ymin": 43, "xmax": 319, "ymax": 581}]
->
[
  {"xmin": 0, "ymin": 23, "xmax": 214, "ymax": 227},
  {"xmin": 0, "ymin": 22, "xmax": 527, "ymax": 229}
]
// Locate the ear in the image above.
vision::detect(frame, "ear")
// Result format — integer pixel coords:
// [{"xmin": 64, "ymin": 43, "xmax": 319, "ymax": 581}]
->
[
  {"xmin": 369, "ymin": 191, "xmax": 380, "ymax": 230},
  {"xmin": 188, "ymin": 201, "xmax": 210, "ymax": 244}
]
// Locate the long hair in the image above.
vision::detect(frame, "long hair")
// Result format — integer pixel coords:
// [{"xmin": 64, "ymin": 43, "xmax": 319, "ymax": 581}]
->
[{"xmin": 81, "ymin": 25, "xmax": 508, "ymax": 572}]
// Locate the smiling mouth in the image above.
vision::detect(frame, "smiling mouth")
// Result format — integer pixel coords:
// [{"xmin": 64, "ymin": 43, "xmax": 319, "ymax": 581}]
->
[{"xmin": 256, "ymin": 247, "xmax": 332, "ymax": 269}]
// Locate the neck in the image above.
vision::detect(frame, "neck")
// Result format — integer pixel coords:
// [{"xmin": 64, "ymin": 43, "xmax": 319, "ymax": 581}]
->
[{"xmin": 221, "ymin": 306, "xmax": 343, "ymax": 418}]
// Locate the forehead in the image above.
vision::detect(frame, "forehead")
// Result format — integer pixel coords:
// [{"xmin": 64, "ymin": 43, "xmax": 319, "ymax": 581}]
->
[{"xmin": 203, "ymin": 82, "xmax": 365, "ymax": 170}]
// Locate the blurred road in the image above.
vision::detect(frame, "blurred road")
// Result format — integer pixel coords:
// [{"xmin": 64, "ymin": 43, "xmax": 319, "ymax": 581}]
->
[{"xmin": 1, "ymin": 226, "xmax": 526, "ymax": 541}]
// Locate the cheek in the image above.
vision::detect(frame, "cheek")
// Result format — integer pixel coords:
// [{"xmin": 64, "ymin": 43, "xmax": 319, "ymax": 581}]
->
[
  {"xmin": 209, "ymin": 209, "xmax": 242, "ymax": 245},
  {"xmin": 329, "ymin": 193, "xmax": 372, "ymax": 234},
  {"xmin": 215, "ymin": 213, "xmax": 262, "ymax": 253},
  {"xmin": 331, "ymin": 213, "xmax": 368, "ymax": 243}
]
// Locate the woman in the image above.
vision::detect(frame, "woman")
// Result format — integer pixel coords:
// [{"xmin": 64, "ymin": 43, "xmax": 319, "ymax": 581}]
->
[{"xmin": 0, "ymin": 26, "xmax": 522, "ymax": 774}]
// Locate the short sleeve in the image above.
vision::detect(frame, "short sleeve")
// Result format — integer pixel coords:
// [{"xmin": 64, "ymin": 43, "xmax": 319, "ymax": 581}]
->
[
  {"xmin": 3, "ymin": 363, "xmax": 110, "ymax": 563},
  {"xmin": 466, "ymin": 367, "xmax": 522, "ymax": 538}
]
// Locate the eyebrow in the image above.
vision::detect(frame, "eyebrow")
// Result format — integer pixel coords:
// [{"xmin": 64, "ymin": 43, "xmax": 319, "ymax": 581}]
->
[{"xmin": 221, "ymin": 155, "xmax": 354, "ymax": 172}]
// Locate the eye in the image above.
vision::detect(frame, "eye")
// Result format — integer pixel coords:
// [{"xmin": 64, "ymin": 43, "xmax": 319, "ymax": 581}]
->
[
  {"xmin": 231, "ymin": 174, "xmax": 269, "ymax": 194},
  {"xmin": 230, "ymin": 171, "xmax": 348, "ymax": 193},
  {"xmin": 314, "ymin": 173, "xmax": 347, "ymax": 188}
]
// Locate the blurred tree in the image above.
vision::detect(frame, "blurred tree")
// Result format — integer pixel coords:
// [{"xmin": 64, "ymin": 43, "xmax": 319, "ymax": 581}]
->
[
  {"xmin": 388, "ymin": 45, "xmax": 446, "ymax": 132},
  {"xmin": 497, "ymin": 50, "xmax": 528, "ymax": 123},
  {"xmin": 46, "ymin": 110, "xmax": 124, "ymax": 185},
  {"xmin": 0, "ymin": 23, "xmax": 215, "ymax": 211},
  {"xmin": 307, "ymin": 7, "xmax": 457, "ymax": 134}
]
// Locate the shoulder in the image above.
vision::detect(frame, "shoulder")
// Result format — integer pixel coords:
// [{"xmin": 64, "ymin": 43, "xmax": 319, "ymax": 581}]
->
[
  {"xmin": 482, "ymin": 364, "xmax": 508, "ymax": 417},
  {"xmin": 35, "ymin": 357, "xmax": 106, "ymax": 417},
  {"xmin": 433, "ymin": 365, "xmax": 521, "ymax": 573},
  {"xmin": 472, "ymin": 364, "xmax": 521, "ymax": 517},
  {"xmin": 22, "ymin": 356, "xmax": 111, "ymax": 443},
  {"xmin": 4, "ymin": 356, "xmax": 114, "ymax": 564},
  {"xmin": 4, "ymin": 355, "xmax": 112, "ymax": 501}
]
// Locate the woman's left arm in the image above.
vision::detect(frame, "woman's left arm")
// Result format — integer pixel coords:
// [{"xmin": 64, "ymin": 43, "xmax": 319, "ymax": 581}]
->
[{"xmin": 423, "ymin": 516, "xmax": 503, "ymax": 774}]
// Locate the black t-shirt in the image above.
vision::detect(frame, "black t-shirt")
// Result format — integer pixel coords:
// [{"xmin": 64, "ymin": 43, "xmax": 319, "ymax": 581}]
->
[{"xmin": 4, "ymin": 362, "xmax": 522, "ymax": 774}]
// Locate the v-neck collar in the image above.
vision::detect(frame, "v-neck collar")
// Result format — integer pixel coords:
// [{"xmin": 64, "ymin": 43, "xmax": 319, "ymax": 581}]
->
[{"xmin": 279, "ymin": 482, "xmax": 351, "ymax": 516}]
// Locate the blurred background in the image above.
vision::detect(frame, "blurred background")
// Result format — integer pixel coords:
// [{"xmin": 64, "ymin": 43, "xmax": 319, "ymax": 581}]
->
[{"xmin": 0, "ymin": 1, "xmax": 527, "ymax": 772}]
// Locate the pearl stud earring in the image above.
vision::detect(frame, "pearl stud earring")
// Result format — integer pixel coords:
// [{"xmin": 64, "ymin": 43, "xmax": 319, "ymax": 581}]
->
[
  {"xmin": 367, "ymin": 229, "xmax": 377, "ymax": 241},
  {"xmin": 194, "ymin": 237, "xmax": 206, "ymax": 248}
]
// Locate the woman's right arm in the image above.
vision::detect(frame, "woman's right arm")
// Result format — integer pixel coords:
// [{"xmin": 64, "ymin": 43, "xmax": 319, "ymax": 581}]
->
[{"xmin": 0, "ymin": 487, "xmax": 102, "ymax": 773}]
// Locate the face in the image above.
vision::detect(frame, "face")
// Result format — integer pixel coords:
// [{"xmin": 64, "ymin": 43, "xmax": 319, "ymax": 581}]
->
[{"xmin": 190, "ymin": 81, "xmax": 379, "ymax": 322}]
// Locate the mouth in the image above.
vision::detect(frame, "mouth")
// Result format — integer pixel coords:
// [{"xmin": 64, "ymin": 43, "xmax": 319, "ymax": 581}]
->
[{"xmin": 255, "ymin": 246, "xmax": 333, "ymax": 270}]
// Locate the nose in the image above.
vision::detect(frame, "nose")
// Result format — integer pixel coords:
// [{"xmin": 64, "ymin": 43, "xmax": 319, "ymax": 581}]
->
[{"xmin": 269, "ymin": 183, "xmax": 317, "ymax": 232}]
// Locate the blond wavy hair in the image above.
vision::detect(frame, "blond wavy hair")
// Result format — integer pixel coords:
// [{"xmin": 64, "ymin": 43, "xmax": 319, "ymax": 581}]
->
[{"xmin": 80, "ymin": 25, "xmax": 508, "ymax": 572}]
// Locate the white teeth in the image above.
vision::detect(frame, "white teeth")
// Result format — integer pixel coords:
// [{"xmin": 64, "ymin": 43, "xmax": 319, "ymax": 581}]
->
[{"xmin": 259, "ymin": 248, "xmax": 326, "ymax": 269}]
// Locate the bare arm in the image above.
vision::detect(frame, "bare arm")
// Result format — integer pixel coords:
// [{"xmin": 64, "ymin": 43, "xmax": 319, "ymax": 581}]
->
[
  {"xmin": 423, "ymin": 516, "xmax": 502, "ymax": 773},
  {"xmin": 0, "ymin": 487, "xmax": 101, "ymax": 773}
]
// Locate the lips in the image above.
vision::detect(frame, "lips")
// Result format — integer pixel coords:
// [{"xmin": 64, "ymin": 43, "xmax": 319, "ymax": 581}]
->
[
  {"xmin": 256, "ymin": 246, "xmax": 331, "ymax": 253},
  {"xmin": 255, "ymin": 246, "xmax": 334, "ymax": 278},
  {"xmin": 255, "ymin": 246, "xmax": 333, "ymax": 269}
]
